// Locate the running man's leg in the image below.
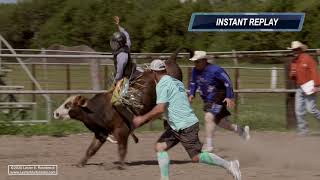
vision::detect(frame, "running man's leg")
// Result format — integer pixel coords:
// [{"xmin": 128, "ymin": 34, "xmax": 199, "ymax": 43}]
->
[
  {"xmin": 295, "ymin": 89, "xmax": 309, "ymax": 134},
  {"xmin": 219, "ymin": 117, "xmax": 250, "ymax": 141},
  {"xmin": 214, "ymin": 104, "xmax": 250, "ymax": 140},
  {"xmin": 178, "ymin": 123, "xmax": 241, "ymax": 180},
  {"xmin": 155, "ymin": 127, "xmax": 179, "ymax": 180},
  {"xmin": 156, "ymin": 150, "xmax": 170, "ymax": 180},
  {"xmin": 305, "ymin": 93, "xmax": 320, "ymax": 122},
  {"xmin": 197, "ymin": 152, "xmax": 241, "ymax": 180},
  {"xmin": 203, "ymin": 112, "xmax": 216, "ymax": 152},
  {"xmin": 204, "ymin": 102, "xmax": 250, "ymax": 147}
]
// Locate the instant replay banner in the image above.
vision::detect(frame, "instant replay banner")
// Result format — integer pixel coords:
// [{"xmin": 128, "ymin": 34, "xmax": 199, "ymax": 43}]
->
[{"xmin": 188, "ymin": 13, "xmax": 305, "ymax": 32}]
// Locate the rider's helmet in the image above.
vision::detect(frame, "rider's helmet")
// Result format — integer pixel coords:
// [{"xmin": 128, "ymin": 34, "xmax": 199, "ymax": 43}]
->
[{"xmin": 110, "ymin": 31, "xmax": 127, "ymax": 51}]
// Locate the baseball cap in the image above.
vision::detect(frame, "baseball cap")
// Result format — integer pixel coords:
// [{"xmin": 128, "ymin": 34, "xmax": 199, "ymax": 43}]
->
[
  {"xmin": 189, "ymin": 51, "xmax": 207, "ymax": 61},
  {"xmin": 150, "ymin": 59, "xmax": 166, "ymax": 71}
]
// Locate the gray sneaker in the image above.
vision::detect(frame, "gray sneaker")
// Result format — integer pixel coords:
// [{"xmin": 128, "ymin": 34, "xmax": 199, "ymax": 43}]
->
[
  {"xmin": 297, "ymin": 130, "xmax": 309, "ymax": 136},
  {"xmin": 242, "ymin": 126, "xmax": 250, "ymax": 141},
  {"xmin": 227, "ymin": 160, "xmax": 241, "ymax": 180}
]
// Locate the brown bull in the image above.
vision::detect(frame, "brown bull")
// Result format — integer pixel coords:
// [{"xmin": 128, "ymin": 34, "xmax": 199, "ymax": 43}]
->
[{"xmin": 53, "ymin": 48, "xmax": 193, "ymax": 168}]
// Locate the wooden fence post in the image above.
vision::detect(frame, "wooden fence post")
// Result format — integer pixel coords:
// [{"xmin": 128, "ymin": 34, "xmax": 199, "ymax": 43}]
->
[
  {"xmin": 104, "ymin": 65, "xmax": 108, "ymax": 89},
  {"xmin": 271, "ymin": 67, "xmax": 277, "ymax": 89},
  {"xmin": 31, "ymin": 64, "xmax": 36, "ymax": 102},
  {"xmin": 66, "ymin": 64, "xmax": 71, "ymax": 98},
  {"xmin": 149, "ymin": 118, "xmax": 153, "ymax": 131},
  {"xmin": 232, "ymin": 50, "xmax": 240, "ymax": 119},
  {"xmin": 41, "ymin": 48, "xmax": 49, "ymax": 90},
  {"xmin": 90, "ymin": 58, "xmax": 101, "ymax": 90},
  {"xmin": 0, "ymin": 40, "xmax": 2, "ymax": 71},
  {"xmin": 285, "ymin": 59, "xmax": 297, "ymax": 129},
  {"xmin": 187, "ymin": 67, "xmax": 192, "ymax": 88}
]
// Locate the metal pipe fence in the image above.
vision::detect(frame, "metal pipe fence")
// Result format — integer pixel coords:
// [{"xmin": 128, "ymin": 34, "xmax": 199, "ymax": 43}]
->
[
  {"xmin": 0, "ymin": 61, "xmax": 290, "ymax": 127},
  {"xmin": 0, "ymin": 48, "xmax": 318, "ymax": 128}
]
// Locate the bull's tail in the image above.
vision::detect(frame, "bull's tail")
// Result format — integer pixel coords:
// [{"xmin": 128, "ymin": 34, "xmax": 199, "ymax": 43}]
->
[
  {"xmin": 167, "ymin": 47, "xmax": 194, "ymax": 63},
  {"xmin": 131, "ymin": 133, "xmax": 139, "ymax": 143}
]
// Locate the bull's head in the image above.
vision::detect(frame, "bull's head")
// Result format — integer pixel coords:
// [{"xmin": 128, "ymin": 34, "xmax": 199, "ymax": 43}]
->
[{"xmin": 53, "ymin": 95, "xmax": 90, "ymax": 120}]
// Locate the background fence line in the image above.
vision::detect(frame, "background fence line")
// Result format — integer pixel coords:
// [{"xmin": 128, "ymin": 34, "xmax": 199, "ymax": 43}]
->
[
  {"xmin": 0, "ymin": 48, "xmax": 319, "ymax": 59},
  {"xmin": 0, "ymin": 47, "xmax": 319, "ymax": 54},
  {"xmin": 0, "ymin": 88, "xmax": 300, "ymax": 94},
  {"xmin": 0, "ymin": 49, "xmax": 316, "ymax": 129}
]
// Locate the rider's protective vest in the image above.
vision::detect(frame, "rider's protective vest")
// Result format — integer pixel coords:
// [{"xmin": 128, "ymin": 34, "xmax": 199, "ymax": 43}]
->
[{"xmin": 113, "ymin": 46, "xmax": 135, "ymax": 79}]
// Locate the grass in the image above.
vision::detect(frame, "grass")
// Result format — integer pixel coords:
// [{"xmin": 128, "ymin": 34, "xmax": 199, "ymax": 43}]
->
[
  {"xmin": 0, "ymin": 60, "xmax": 319, "ymax": 136},
  {"xmin": 0, "ymin": 120, "xmax": 88, "ymax": 136}
]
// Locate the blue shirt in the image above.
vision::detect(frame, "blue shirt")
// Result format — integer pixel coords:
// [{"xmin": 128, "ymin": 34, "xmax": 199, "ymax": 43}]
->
[
  {"xmin": 156, "ymin": 75, "xmax": 198, "ymax": 131},
  {"xmin": 189, "ymin": 64, "xmax": 234, "ymax": 102}
]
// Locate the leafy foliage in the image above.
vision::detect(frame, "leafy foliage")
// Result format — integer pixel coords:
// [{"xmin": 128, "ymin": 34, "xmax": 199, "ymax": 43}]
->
[{"xmin": 0, "ymin": 0, "xmax": 319, "ymax": 52}]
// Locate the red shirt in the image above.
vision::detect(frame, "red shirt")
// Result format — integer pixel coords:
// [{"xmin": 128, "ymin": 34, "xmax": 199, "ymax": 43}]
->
[{"xmin": 290, "ymin": 53, "xmax": 320, "ymax": 86}]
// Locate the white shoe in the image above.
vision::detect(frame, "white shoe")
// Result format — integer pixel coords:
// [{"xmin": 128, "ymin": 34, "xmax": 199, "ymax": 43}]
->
[
  {"xmin": 160, "ymin": 176, "xmax": 169, "ymax": 180},
  {"xmin": 297, "ymin": 130, "xmax": 309, "ymax": 136},
  {"xmin": 227, "ymin": 160, "xmax": 241, "ymax": 180},
  {"xmin": 106, "ymin": 135, "xmax": 118, "ymax": 144},
  {"xmin": 242, "ymin": 126, "xmax": 250, "ymax": 141},
  {"xmin": 202, "ymin": 144, "xmax": 214, "ymax": 152}
]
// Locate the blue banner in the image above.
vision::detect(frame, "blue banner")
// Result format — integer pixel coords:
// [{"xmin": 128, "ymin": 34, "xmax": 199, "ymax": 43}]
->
[{"xmin": 188, "ymin": 13, "xmax": 305, "ymax": 32}]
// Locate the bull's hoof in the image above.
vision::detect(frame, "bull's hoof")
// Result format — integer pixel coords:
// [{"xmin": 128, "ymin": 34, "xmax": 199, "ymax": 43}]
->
[
  {"xmin": 117, "ymin": 165, "xmax": 126, "ymax": 170},
  {"xmin": 113, "ymin": 162, "xmax": 127, "ymax": 170},
  {"xmin": 73, "ymin": 162, "xmax": 85, "ymax": 168}
]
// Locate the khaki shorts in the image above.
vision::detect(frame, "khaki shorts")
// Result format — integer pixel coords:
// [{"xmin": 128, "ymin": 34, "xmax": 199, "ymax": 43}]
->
[{"xmin": 157, "ymin": 122, "xmax": 202, "ymax": 159}]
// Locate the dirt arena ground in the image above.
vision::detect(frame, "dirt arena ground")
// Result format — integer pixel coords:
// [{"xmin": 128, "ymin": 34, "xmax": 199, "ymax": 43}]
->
[{"xmin": 1, "ymin": 131, "xmax": 320, "ymax": 180}]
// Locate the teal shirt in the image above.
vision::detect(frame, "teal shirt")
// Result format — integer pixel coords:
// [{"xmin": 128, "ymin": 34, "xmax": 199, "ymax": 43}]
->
[{"xmin": 156, "ymin": 75, "xmax": 198, "ymax": 131}]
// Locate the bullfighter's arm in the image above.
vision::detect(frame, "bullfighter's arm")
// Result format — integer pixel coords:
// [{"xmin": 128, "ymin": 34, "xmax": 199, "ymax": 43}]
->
[
  {"xmin": 188, "ymin": 68, "xmax": 198, "ymax": 102},
  {"xmin": 133, "ymin": 103, "xmax": 166, "ymax": 128},
  {"xmin": 189, "ymin": 67, "xmax": 198, "ymax": 97},
  {"xmin": 213, "ymin": 68, "xmax": 235, "ymax": 108},
  {"xmin": 214, "ymin": 68, "xmax": 234, "ymax": 99}
]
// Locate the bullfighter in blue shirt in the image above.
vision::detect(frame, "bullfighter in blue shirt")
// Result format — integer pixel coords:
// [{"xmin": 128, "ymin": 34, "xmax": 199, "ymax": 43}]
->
[{"xmin": 188, "ymin": 51, "xmax": 250, "ymax": 152}]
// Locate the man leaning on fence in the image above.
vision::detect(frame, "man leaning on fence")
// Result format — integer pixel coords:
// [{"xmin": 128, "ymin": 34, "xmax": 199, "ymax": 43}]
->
[
  {"xmin": 188, "ymin": 51, "xmax": 250, "ymax": 152},
  {"xmin": 288, "ymin": 41, "xmax": 320, "ymax": 135}
]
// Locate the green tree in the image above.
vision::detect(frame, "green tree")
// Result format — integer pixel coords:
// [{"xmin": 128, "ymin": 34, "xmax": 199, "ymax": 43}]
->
[
  {"xmin": 3, "ymin": 0, "xmax": 65, "ymax": 48},
  {"xmin": 0, "ymin": 0, "xmax": 319, "ymax": 55}
]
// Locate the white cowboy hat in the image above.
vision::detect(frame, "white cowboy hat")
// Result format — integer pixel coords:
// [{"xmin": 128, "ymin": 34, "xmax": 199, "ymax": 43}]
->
[
  {"xmin": 189, "ymin": 51, "xmax": 207, "ymax": 61},
  {"xmin": 150, "ymin": 59, "xmax": 166, "ymax": 71},
  {"xmin": 287, "ymin": 41, "xmax": 308, "ymax": 51}
]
